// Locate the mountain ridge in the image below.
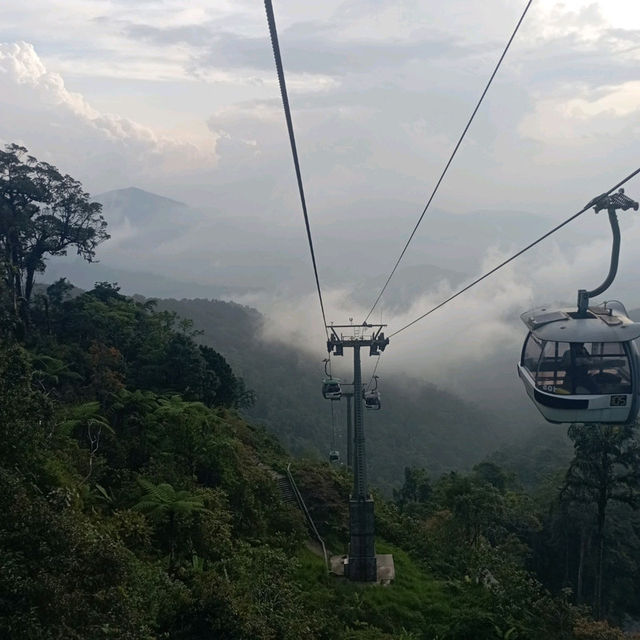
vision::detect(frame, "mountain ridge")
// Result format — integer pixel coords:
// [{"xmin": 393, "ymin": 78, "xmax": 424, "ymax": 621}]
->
[{"xmin": 95, "ymin": 186, "xmax": 188, "ymax": 210}]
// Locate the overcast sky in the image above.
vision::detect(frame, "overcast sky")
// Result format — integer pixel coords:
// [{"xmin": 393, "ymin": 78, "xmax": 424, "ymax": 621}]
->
[
  {"xmin": 1, "ymin": 0, "xmax": 639, "ymax": 211},
  {"xmin": 2, "ymin": 1, "xmax": 640, "ymax": 368}
]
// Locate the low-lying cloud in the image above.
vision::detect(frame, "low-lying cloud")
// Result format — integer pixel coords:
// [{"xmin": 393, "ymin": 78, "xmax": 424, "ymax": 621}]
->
[{"xmin": 259, "ymin": 213, "xmax": 640, "ymax": 395}]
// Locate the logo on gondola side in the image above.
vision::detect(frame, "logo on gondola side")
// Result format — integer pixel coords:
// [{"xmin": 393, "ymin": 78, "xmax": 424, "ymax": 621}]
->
[{"xmin": 610, "ymin": 395, "xmax": 627, "ymax": 407}]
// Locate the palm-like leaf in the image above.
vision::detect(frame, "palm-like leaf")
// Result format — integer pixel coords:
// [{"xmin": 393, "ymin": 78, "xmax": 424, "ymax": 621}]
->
[{"xmin": 133, "ymin": 478, "xmax": 210, "ymax": 521}]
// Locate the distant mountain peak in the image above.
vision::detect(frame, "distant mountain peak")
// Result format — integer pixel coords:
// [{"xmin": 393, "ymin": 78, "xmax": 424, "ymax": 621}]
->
[{"xmin": 95, "ymin": 186, "xmax": 187, "ymax": 209}]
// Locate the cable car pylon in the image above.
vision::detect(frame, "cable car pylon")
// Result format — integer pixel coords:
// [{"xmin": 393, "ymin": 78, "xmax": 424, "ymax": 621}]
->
[
  {"xmin": 336, "ymin": 384, "xmax": 355, "ymax": 471},
  {"xmin": 327, "ymin": 323, "xmax": 389, "ymax": 582}
]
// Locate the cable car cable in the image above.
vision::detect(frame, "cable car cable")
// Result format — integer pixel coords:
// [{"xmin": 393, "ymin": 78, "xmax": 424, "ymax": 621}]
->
[
  {"xmin": 363, "ymin": 0, "xmax": 534, "ymax": 324},
  {"xmin": 388, "ymin": 166, "xmax": 640, "ymax": 338},
  {"xmin": 328, "ymin": 398, "xmax": 340, "ymax": 463},
  {"xmin": 330, "ymin": 398, "xmax": 337, "ymax": 450},
  {"xmin": 366, "ymin": 355, "xmax": 381, "ymax": 389},
  {"xmin": 264, "ymin": 0, "xmax": 329, "ymax": 339}
]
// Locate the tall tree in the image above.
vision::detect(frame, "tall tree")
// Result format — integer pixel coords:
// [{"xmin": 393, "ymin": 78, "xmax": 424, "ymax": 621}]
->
[
  {"xmin": 0, "ymin": 144, "xmax": 108, "ymax": 330},
  {"xmin": 134, "ymin": 479, "xmax": 210, "ymax": 567},
  {"xmin": 0, "ymin": 343, "xmax": 52, "ymax": 470},
  {"xmin": 563, "ymin": 423, "xmax": 640, "ymax": 618},
  {"xmin": 394, "ymin": 466, "xmax": 432, "ymax": 516}
]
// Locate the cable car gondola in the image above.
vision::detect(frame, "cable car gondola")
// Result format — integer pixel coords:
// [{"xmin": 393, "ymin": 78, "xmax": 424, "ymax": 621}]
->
[
  {"xmin": 321, "ymin": 358, "xmax": 342, "ymax": 400},
  {"xmin": 329, "ymin": 450, "xmax": 340, "ymax": 463},
  {"xmin": 517, "ymin": 189, "xmax": 640, "ymax": 425},
  {"xmin": 364, "ymin": 390, "xmax": 381, "ymax": 410},
  {"xmin": 518, "ymin": 304, "xmax": 640, "ymax": 424},
  {"xmin": 322, "ymin": 377, "xmax": 342, "ymax": 400},
  {"xmin": 363, "ymin": 375, "xmax": 381, "ymax": 410}
]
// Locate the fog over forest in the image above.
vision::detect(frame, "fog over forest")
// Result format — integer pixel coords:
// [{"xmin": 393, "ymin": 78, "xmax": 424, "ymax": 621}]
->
[{"xmin": 45, "ymin": 184, "xmax": 640, "ymax": 434}]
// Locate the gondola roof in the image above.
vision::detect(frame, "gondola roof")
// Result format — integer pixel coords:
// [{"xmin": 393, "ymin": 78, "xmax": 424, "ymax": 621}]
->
[{"xmin": 521, "ymin": 306, "xmax": 640, "ymax": 343}]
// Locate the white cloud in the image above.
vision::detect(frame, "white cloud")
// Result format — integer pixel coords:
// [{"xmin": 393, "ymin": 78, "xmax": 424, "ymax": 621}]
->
[
  {"xmin": 0, "ymin": 41, "xmax": 94, "ymax": 116},
  {"xmin": 572, "ymin": 82, "xmax": 640, "ymax": 118},
  {"xmin": 520, "ymin": 80, "xmax": 640, "ymax": 145},
  {"xmin": 256, "ymin": 208, "xmax": 640, "ymax": 411},
  {"xmin": 0, "ymin": 42, "xmax": 217, "ymax": 193},
  {"xmin": 516, "ymin": 81, "xmax": 640, "ymax": 184}
]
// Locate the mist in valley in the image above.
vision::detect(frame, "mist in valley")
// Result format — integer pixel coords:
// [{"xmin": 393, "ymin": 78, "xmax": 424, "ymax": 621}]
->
[{"xmin": 43, "ymin": 181, "xmax": 640, "ymax": 467}]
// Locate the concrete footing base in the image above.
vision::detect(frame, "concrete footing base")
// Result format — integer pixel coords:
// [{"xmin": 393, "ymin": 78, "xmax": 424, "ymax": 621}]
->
[{"xmin": 329, "ymin": 553, "xmax": 395, "ymax": 585}]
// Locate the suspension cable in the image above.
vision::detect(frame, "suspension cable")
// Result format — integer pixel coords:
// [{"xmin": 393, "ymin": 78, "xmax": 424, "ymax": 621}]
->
[
  {"xmin": 330, "ymin": 399, "xmax": 336, "ymax": 450},
  {"xmin": 264, "ymin": 0, "xmax": 329, "ymax": 339},
  {"xmin": 389, "ymin": 167, "xmax": 640, "ymax": 338},
  {"xmin": 366, "ymin": 355, "xmax": 381, "ymax": 389},
  {"xmin": 364, "ymin": 0, "xmax": 533, "ymax": 323}
]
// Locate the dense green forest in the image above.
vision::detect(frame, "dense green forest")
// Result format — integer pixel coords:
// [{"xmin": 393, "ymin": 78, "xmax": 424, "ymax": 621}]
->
[
  {"xmin": 3, "ymin": 145, "xmax": 640, "ymax": 638},
  {"xmin": 149, "ymin": 295, "xmax": 515, "ymax": 493}
]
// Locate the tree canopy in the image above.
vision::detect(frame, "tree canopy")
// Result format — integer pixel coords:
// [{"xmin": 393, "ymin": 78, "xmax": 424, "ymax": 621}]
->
[{"xmin": 0, "ymin": 144, "xmax": 108, "ymax": 331}]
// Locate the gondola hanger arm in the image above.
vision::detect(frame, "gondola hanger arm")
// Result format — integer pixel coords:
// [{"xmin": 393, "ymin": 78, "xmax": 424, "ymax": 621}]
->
[{"xmin": 577, "ymin": 189, "xmax": 639, "ymax": 315}]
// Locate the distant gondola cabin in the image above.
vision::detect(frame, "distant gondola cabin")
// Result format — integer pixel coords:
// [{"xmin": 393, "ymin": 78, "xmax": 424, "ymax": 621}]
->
[
  {"xmin": 517, "ymin": 305, "xmax": 640, "ymax": 424},
  {"xmin": 322, "ymin": 378, "xmax": 342, "ymax": 400},
  {"xmin": 363, "ymin": 390, "xmax": 381, "ymax": 410}
]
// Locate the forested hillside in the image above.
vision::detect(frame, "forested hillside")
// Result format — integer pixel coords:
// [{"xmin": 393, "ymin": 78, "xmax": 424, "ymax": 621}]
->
[
  {"xmin": 3, "ymin": 144, "xmax": 640, "ymax": 638},
  {"xmin": 2, "ymin": 280, "xmax": 640, "ymax": 638},
  {"xmin": 152, "ymin": 296, "xmax": 506, "ymax": 492}
]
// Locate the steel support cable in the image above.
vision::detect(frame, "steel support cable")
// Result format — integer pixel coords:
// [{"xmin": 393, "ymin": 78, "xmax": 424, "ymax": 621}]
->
[
  {"xmin": 389, "ymin": 167, "xmax": 640, "ymax": 338},
  {"xmin": 330, "ymin": 399, "xmax": 336, "ymax": 450},
  {"xmin": 363, "ymin": 0, "xmax": 534, "ymax": 324},
  {"xmin": 366, "ymin": 355, "xmax": 381, "ymax": 389},
  {"xmin": 264, "ymin": 0, "xmax": 329, "ymax": 339}
]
